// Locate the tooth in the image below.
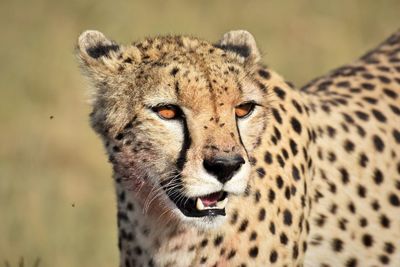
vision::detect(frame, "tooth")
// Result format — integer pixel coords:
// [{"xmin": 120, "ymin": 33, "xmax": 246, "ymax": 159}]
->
[
  {"xmin": 216, "ymin": 197, "xmax": 228, "ymax": 209},
  {"xmin": 196, "ymin": 198, "xmax": 205, "ymax": 210}
]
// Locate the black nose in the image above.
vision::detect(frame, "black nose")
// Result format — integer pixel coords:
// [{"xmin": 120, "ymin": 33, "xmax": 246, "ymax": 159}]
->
[{"xmin": 203, "ymin": 155, "xmax": 245, "ymax": 184}]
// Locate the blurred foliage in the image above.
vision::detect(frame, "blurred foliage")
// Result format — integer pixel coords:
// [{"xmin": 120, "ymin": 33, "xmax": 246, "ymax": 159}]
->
[{"xmin": 0, "ymin": 0, "xmax": 398, "ymax": 266}]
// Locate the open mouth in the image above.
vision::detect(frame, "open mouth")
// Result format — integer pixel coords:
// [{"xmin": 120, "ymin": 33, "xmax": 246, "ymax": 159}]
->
[{"xmin": 167, "ymin": 190, "xmax": 229, "ymax": 218}]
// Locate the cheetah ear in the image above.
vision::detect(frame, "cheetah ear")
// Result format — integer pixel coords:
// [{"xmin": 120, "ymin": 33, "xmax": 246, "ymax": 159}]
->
[
  {"xmin": 215, "ymin": 30, "xmax": 261, "ymax": 64},
  {"xmin": 76, "ymin": 30, "xmax": 121, "ymax": 76}
]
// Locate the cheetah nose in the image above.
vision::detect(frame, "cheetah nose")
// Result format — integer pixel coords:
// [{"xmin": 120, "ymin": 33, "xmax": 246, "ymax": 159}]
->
[{"xmin": 203, "ymin": 155, "xmax": 245, "ymax": 184}]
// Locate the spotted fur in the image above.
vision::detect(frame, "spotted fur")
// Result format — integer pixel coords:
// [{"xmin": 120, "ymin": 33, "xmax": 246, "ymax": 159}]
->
[{"xmin": 77, "ymin": 29, "xmax": 400, "ymax": 267}]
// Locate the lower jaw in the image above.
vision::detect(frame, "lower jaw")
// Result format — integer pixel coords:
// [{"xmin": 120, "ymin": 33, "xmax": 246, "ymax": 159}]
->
[
  {"xmin": 181, "ymin": 205, "xmax": 226, "ymax": 218},
  {"xmin": 168, "ymin": 192, "xmax": 228, "ymax": 218}
]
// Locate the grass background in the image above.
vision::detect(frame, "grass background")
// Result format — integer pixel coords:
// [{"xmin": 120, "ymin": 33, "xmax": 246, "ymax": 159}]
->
[{"xmin": 0, "ymin": 0, "xmax": 398, "ymax": 266}]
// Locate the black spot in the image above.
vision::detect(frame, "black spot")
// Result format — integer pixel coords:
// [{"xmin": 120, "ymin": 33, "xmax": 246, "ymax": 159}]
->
[
  {"xmin": 361, "ymin": 82, "xmax": 375, "ymax": 90},
  {"xmin": 355, "ymin": 111, "xmax": 369, "ymax": 121},
  {"xmin": 357, "ymin": 185, "xmax": 367, "ymax": 198},
  {"xmin": 378, "ymin": 75, "xmax": 391, "ymax": 84},
  {"xmin": 359, "ymin": 217, "xmax": 368, "ymax": 228},
  {"xmin": 271, "ymin": 108, "xmax": 283, "ymax": 124},
  {"xmin": 274, "ymin": 127, "xmax": 282, "ymax": 141},
  {"xmin": 383, "ymin": 88, "xmax": 398, "ymax": 99},
  {"xmin": 362, "ymin": 234, "xmax": 374, "ymax": 247},
  {"xmin": 269, "ymin": 250, "xmax": 278, "ymax": 263},
  {"xmin": 201, "ymin": 239, "xmax": 208, "ymax": 247},
  {"xmin": 348, "ymin": 202, "xmax": 356, "ymax": 213},
  {"xmin": 390, "ymin": 104, "xmax": 400, "ymax": 116},
  {"xmin": 277, "ymin": 155, "xmax": 285, "ymax": 168},
  {"xmin": 268, "ymin": 189, "xmax": 276, "ymax": 203},
  {"xmin": 273, "ymin": 86, "xmax": 286, "ymax": 100},
  {"xmin": 264, "ymin": 151, "xmax": 273, "ymax": 164},
  {"xmin": 292, "ymin": 243, "xmax": 299, "ymax": 259},
  {"xmin": 343, "ymin": 139, "xmax": 355, "ymax": 153},
  {"xmin": 292, "ymin": 99, "xmax": 303, "ymax": 113},
  {"xmin": 239, "ymin": 219, "xmax": 249, "ymax": 232},
  {"xmin": 337, "ymin": 81, "xmax": 350, "ymax": 88},
  {"xmin": 339, "ymin": 168, "xmax": 350, "ymax": 184},
  {"xmin": 342, "ymin": 113, "xmax": 354, "ymax": 124},
  {"xmin": 373, "ymin": 169, "xmax": 384, "ymax": 185},
  {"xmin": 379, "ymin": 254, "xmax": 390, "ymax": 265},
  {"xmin": 372, "ymin": 135, "xmax": 385, "ymax": 152},
  {"xmin": 259, "ymin": 69, "xmax": 271, "ymax": 79},
  {"xmin": 230, "ymin": 210, "xmax": 238, "ymax": 224},
  {"xmin": 389, "ymin": 193, "xmax": 400, "ymax": 206},
  {"xmin": 254, "ymin": 190, "xmax": 261, "ymax": 203},
  {"xmin": 371, "ymin": 200, "xmax": 380, "ymax": 211},
  {"xmin": 289, "ymin": 139, "xmax": 298, "ymax": 156},
  {"xmin": 280, "ymin": 233, "xmax": 288, "ymax": 245},
  {"xmin": 315, "ymin": 213, "xmax": 326, "ymax": 227},
  {"xmin": 393, "ymin": 129, "xmax": 400, "ymax": 144},
  {"xmin": 327, "ymin": 126, "xmax": 336, "ymax": 138},
  {"xmin": 346, "ymin": 258, "xmax": 358, "ymax": 267},
  {"xmin": 317, "ymin": 80, "xmax": 333, "ymax": 91},
  {"xmin": 292, "ymin": 165, "xmax": 301, "ymax": 181},
  {"xmin": 380, "ymin": 214, "xmax": 391, "ymax": 228},
  {"xmin": 118, "ymin": 191, "xmax": 126, "ymax": 202},
  {"xmin": 258, "ymin": 208, "xmax": 266, "ymax": 221},
  {"xmin": 384, "ymin": 242, "xmax": 395, "ymax": 254},
  {"xmin": 134, "ymin": 246, "xmax": 143, "ymax": 255},
  {"xmin": 256, "ymin": 167, "xmax": 266, "ymax": 178},
  {"xmin": 127, "ymin": 202, "xmax": 134, "ymax": 211},
  {"xmin": 249, "ymin": 246, "xmax": 258, "ymax": 258},
  {"xmin": 283, "ymin": 209, "xmax": 292, "ymax": 226},
  {"xmin": 276, "ymin": 175, "xmax": 284, "ymax": 189},
  {"xmin": 372, "ymin": 109, "xmax": 387, "ymax": 122},
  {"xmin": 227, "ymin": 250, "xmax": 236, "ymax": 259},
  {"xmin": 115, "ymin": 133, "xmax": 124, "ymax": 140},
  {"xmin": 170, "ymin": 67, "xmax": 179, "ymax": 76},
  {"xmin": 200, "ymin": 257, "xmax": 207, "ymax": 264},
  {"xmin": 290, "ymin": 117, "xmax": 302, "ymax": 134},
  {"xmin": 249, "ymin": 231, "xmax": 257, "ymax": 241},
  {"xmin": 328, "ymin": 151, "xmax": 337, "ymax": 162},
  {"xmin": 269, "ymin": 221, "xmax": 276, "ymax": 234},
  {"xmin": 332, "ymin": 238, "xmax": 343, "ymax": 252},
  {"xmin": 359, "ymin": 153, "xmax": 369, "ymax": 167},
  {"xmin": 214, "ymin": 235, "xmax": 223, "ymax": 246}
]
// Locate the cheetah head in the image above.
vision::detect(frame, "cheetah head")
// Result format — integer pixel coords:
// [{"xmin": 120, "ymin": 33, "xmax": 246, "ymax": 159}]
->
[{"xmin": 77, "ymin": 30, "xmax": 269, "ymax": 228}]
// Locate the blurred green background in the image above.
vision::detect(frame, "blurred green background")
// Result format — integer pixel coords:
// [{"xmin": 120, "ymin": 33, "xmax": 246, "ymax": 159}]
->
[{"xmin": 0, "ymin": 0, "xmax": 398, "ymax": 266}]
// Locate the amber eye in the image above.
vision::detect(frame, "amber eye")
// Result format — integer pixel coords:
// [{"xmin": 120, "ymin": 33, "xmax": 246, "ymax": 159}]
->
[
  {"xmin": 153, "ymin": 105, "xmax": 181, "ymax": 120},
  {"xmin": 235, "ymin": 102, "xmax": 255, "ymax": 119}
]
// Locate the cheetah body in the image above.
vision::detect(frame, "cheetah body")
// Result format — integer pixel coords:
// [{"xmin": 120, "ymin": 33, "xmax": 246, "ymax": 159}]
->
[{"xmin": 77, "ymin": 29, "xmax": 400, "ymax": 267}]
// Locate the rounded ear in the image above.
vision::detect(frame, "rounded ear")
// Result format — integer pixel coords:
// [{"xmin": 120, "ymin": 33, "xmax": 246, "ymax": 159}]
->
[
  {"xmin": 215, "ymin": 30, "xmax": 261, "ymax": 64},
  {"xmin": 76, "ymin": 30, "xmax": 120, "ymax": 74}
]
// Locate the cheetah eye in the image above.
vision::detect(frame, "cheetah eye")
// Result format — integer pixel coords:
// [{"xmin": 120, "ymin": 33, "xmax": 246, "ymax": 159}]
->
[
  {"xmin": 152, "ymin": 105, "xmax": 182, "ymax": 120},
  {"xmin": 235, "ymin": 102, "xmax": 256, "ymax": 119}
]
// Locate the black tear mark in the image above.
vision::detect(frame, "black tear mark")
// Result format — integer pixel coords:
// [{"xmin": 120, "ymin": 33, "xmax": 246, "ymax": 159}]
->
[
  {"xmin": 87, "ymin": 43, "xmax": 120, "ymax": 59},
  {"xmin": 176, "ymin": 119, "xmax": 192, "ymax": 170}
]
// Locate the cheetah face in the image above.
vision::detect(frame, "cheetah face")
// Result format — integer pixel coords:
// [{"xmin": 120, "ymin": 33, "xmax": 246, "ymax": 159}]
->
[{"xmin": 77, "ymin": 30, "xmax": 269, "ymax": 227}]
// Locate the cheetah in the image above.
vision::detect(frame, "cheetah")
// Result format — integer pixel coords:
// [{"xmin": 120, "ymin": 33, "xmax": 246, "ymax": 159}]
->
[{"xmin": 76, "ymin": 29, "xmax": 400, "ymax": 266}]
